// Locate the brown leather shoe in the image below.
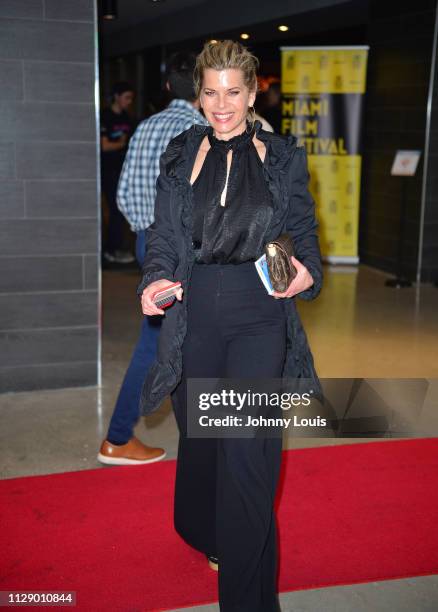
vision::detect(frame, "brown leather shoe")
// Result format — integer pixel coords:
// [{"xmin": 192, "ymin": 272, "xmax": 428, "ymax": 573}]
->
[{"xmin": 97, "ymin": 437, "xmax": 166, "ymax": 466}]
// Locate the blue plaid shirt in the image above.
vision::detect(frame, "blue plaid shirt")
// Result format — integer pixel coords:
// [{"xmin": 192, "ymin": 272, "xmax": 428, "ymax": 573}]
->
[{"xmin": 117, "ymin": 99, "xmax": 208, "ymax": 231}]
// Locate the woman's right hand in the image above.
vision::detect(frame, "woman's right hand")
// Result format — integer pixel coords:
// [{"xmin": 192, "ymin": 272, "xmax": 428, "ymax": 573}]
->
[{"xmin": 141, "ymin": 279, "xmax": 183, "ymax": 316}]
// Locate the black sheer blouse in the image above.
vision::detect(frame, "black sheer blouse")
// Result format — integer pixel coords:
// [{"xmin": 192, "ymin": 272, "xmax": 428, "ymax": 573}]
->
[{"xmin": 192, "ymin": 123, "xmax": 274, "ymax": 264}]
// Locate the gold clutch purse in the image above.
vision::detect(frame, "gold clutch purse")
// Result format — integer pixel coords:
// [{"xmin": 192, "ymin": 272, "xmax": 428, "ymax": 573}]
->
[{"xmin": 265, "ymin": 234, "xmax": 297, "ymax": 293}]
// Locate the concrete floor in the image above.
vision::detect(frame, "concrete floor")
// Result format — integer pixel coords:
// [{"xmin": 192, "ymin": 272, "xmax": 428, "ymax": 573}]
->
[{"xmin": 1, "ymin": 264, "xmax": 437, "ymax": 610}]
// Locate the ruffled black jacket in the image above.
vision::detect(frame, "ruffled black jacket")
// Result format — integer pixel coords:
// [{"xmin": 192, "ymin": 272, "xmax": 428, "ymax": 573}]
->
[{"xmin": 137, "ymin": 122, "xmax": 323, "ymax": 414}]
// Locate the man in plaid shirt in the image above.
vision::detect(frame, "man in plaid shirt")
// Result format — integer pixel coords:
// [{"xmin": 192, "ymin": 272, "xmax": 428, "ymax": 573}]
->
[{"xmin": 98, "ymin": 53, "xmax": 207, "ymax": 466}]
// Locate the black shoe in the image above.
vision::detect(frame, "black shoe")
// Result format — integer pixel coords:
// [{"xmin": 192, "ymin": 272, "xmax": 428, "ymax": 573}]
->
[
  {"xmin": 207, "ymin": 555, "xmax": 218, "ymax": 571},
  {"xmin": 103, "ymin": 250, "xmax": 135, "ymax": 264}
]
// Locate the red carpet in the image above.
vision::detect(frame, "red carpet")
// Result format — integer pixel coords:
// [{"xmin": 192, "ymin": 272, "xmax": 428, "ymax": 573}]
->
[{"xmin": 1, "ymin": 439, "xmax": 438, "ymax": 611}]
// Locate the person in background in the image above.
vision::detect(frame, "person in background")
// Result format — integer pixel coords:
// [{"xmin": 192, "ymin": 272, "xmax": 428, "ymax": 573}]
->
[
  {"xmin": 260, "ymin": 81, "xmax": 282, "ymax": 134},
  {"xmin": 100, "ymin": 81, "xmax": 136, "ymax": 265},
  {"xmin": 254, "ymin": 110, "xmax": 273, "ymax": 132},
  {"xmin": 98, "ymin": 53, "xmax": 208, "ymax": 466}
]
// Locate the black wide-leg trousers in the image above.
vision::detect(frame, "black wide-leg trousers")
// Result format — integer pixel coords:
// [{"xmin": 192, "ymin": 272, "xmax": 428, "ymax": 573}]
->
[{"xmin": 172, "ymin": 262, "xmax": 287, "ymax": 612}]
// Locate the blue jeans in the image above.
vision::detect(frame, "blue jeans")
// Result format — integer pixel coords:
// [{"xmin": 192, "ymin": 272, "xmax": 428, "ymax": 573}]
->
[{"xmin": 106, "ymin": 230, "xmax": 162, "ymax": 445}]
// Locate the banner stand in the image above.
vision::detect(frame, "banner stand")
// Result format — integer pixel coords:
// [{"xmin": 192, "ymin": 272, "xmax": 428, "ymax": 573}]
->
[{"xmin": 280, "ymin": 46, "xmax": 369, "ymax": 264}]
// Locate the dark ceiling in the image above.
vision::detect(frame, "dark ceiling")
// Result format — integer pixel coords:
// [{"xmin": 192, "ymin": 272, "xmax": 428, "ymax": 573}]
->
[
  {"xmin": 100, "ymin": 0, "xmax": 208, "ymax": 34},
  {"xmin": 100, "ymin": 0, "xmax": 368, "ymax": 58}
]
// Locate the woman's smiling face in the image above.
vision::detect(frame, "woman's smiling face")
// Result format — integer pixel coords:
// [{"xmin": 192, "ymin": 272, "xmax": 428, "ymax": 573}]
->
[{"xmin": 200, "ymin": 68, "xmax": 256, "ymax": 140}]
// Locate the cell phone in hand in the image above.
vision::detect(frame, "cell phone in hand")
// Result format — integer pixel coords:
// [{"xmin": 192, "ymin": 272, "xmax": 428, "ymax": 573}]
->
[{"xmin": 152, "ymin": 282, "xmax": 182, "ymax": 309}]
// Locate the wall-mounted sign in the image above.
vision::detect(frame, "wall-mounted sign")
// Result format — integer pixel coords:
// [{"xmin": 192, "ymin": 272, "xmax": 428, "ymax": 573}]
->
[{"xmin": 391, "ymin": 150, "xmax": 422, "ymax": 176}]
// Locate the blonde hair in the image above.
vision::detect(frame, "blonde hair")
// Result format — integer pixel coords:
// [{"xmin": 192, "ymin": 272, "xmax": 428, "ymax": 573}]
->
[{"xmin": 194, "ymin": 40, "xmax": 259, "ymax": 99}]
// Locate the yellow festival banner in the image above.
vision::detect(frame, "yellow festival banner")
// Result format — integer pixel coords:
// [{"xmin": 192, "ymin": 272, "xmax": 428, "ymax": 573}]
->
[{"xmin": 281, "ymin": 46, "xmax": 368, "ymax": 263}]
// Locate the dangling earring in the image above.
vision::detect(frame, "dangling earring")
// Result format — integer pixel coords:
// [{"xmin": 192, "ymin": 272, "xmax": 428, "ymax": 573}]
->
[{"xmin": 246, "ymin": 105, "xmax": 256, "ymax": 131}]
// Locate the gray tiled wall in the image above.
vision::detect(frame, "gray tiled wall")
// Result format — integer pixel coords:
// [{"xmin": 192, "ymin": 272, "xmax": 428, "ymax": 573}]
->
[
  {"xmin": 360, "ymin": 1, "xmax": 437, "ymax": 281},
  {"xmin": 421, "ymin": 29, "xmax": 438, "ymax": 283},
  {"xmin": 0, "ymin": 0, "xmax": 99, "ymax": 392}
]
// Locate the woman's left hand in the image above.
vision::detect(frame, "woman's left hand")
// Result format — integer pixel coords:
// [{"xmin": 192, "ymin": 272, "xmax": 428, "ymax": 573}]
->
[{"xmin": 272, "ymin": 256, "xmax": 314, "ymax": 299}]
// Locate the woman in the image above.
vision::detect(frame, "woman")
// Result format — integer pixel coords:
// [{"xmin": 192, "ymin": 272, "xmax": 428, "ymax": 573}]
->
[{"xmin": 139, "ymin": 41, "xmax": 322, "ymax": 612}]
